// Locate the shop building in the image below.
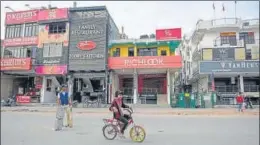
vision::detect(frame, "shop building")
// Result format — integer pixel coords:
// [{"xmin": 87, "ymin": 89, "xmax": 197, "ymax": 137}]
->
[
  {"xmin": 36, "ymin": 8, "xmax": 69, "ymax": 103},
  {"xmin": 68, "ymin": 6, "xmax": 120, "ymax": 103},
  {"xmin": 108, "ymin": 28, "xmax": 182, "ymax": 105},
  {"xmin": 1, "ymin": 9, "xmax": 39, "ymax": 102},
  {"xmin": 179, "ymin": 18, "xmax": 259, "ymax": 105}
]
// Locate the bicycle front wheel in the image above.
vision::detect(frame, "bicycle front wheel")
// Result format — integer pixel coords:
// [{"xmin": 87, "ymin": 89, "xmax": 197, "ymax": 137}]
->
[
  {"xmin": 129, "ymin": 125, "xmax": 146, "ymax": 143},
  {"xmin": 102, "ymin": 124, "xmax": 117, "ymax": 140}
]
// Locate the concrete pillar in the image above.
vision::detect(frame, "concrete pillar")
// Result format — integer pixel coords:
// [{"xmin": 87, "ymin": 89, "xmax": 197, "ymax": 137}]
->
[
  {"xmin": 68, "ymin": 76, "xmax": 74, "ymax": 98},
  {"xmin": 239, "ymin": 75, "xmax": 244, "ymax": 92},
  {"xmin": 133, "ymin": 69, "xmax": 138, "ymax": 104},
  {"xmin": 40, "ymin": 76, "xmax": 46, "ymax": 103},
  {"xmin": 167, "ymin": 69, "xmax": 171, "ymax": 105}
]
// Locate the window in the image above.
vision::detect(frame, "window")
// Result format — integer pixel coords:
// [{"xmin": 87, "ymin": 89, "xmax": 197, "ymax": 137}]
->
[
  {"xmin": 5, "ymin": 24, "xmax": 22, "ymax": 38},
  {"xmin": 24, "ymin": 23, "xmax": 38, "ymax": 37},
  {"xmin": 239, "ymin": 32, "xmax": 255, "ymax": 44},
  {"xmin": 113, "ymin": 48, "xmax": 120, "ymax": 57},
  {"xmin": 246, "ymin": 49, "xmax": 252, "ymax": 60},
  {"xmin": 43, "ymin": 43, "xmax": 63, "ymax": 57},
  {"xmin": 220, "ymin": 36, "xmax": 237, "ymax": 46},
  {"xmin": 49, "ymin": 22, "xmax": 66, "ymax": 34},
  {"xmin": 161, "ymin": 50, "xmax": 167, "ymax": 56},
  {"xmin": 128, "ymin": 47, "xmax": 134, "ymax": 56},
  {"xmin": 138, "ymin": 47, "xmax": 157, "ymax": 56},
  {"xmin": 4, "ymin": 47, "xmax": 32, "ymax": 58}
]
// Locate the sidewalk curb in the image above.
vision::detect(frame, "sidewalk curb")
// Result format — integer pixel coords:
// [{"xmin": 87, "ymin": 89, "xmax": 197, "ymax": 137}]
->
[{"xmin": 1, "ymin": 108, "xmax": 259, "ymax": 116}]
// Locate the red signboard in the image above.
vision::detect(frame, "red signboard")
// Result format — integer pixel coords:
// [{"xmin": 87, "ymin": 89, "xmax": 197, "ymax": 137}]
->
[
  {"xmin": 156, "ymin": 28, "xmax": 182, "ymax": 40},
  {"xmin": 4, "ymin": 37, "xmax": 38, "ymax": 47},
  {"xmin": 77, "ymin": 41, "xmax": 96, "ymax": 51},
  {"xmin": 1, "ymin": 58, "xmax": 32, "ymax": 71},
  {"xmin": 38, "ymin": 8, "xmax": 68, "ymax": 21},
  {"xmin": 16, "ymin": 96, "xmax": 31, "ymax": 103},
  {"xmin": 5, "ymin": 10, "xmax": 39, "ymax": 25},
  {"xmin": 108, "ymin": 56, "xmax": 182, "ymax": 69}
]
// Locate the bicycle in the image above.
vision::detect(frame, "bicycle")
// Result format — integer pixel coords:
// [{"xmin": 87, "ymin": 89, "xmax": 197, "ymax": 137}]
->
[{"xmin": 102, "ymin": 108, "xmax": 146, "ymax": 142}]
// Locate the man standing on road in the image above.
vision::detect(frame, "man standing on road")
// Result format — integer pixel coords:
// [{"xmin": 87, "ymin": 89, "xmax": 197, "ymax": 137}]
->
[
  {"xmin": 54, "ymin": 85, "xmax": 72, "ymax": 131},
  {"xmin": 236, "ymin": 92, "xmax": 244, "ymax": 112}
]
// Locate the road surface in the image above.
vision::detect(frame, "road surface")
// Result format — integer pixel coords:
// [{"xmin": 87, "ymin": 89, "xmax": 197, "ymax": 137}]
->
[{"xmin": 1, "ymin": 112, "xmax": 259, "ymax": 145}]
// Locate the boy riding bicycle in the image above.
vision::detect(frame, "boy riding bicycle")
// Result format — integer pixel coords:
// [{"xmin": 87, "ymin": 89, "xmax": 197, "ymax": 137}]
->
[{"xmin": 109, "ymin": 90, "xmax": 131, "ymax": 136}]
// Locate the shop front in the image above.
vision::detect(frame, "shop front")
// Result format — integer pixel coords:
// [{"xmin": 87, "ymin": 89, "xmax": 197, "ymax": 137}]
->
[
  {"xmin": 108, "ymin": 55, "xmax": 182, "ymax": 105},
  {"xmin": 68, "ymin": 7, "xmax": 113, "ymax": 104},
  {"xmin": 36, "ymin": 8, "xmax": 69, "ymax": 103}
]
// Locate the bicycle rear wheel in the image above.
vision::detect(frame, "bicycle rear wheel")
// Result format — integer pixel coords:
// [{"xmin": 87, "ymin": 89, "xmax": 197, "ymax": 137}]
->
[
  {"xmin": 102, "ymin": 124, "xmax": 117, "ymax": 140},
  {"xmin": 129, "ymin": 125, "xmax": 146, "ymax": 143}
]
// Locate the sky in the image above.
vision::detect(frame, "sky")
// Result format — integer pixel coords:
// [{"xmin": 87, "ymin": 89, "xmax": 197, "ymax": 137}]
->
[{"xmin": 1, "ymin": 1, "xmax": 259, "ymax": 39}]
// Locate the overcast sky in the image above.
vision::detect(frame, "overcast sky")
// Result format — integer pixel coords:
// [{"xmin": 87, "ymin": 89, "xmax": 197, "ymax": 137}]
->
[{"xmin": 1, "ymin": 1, "xmax": 259, "ymax": 39}]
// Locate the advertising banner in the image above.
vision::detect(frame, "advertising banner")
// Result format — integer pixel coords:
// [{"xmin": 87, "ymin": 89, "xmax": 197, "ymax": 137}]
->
[
  {"xmin": 3, "ymin": 37, "xmax": 38, "ymax": 47},
  {"xmin": 5, "ymin": 10, "xmax": 39, "ymax": 24},
  {"xmin": 1, "ymin": 58, "xmax": 32, "ymax": 71},
  {"xmin": 199, "ymin": 60, "xmax": 259, "ymax": 74},
  {"xmin": 68, "ymin": 10, "xmax": 107, "ymax": 71},
  {"xmin": 16, "ymin": 96, "xmax": 31, "ymax": 103},
  {"xmin": 35, "ymin": 65, "xmax": 67, "ymax": 75},
  {"xmin": 156, "ymin": 28, "xmax": 182, "ymax": 40},
  {"xmin": 38, "ymin": 8, "xmax": 68, "ymax": 21},
  {"xmin": 108, "ymin": 56, "xmax": 182, "ymax": 69}
]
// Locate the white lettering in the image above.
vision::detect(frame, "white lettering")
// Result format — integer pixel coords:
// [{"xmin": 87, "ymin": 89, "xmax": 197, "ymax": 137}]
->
[
  {"xmin": 7, "ymin": 11, "xmax": 37, "ymax": 20},
  {"xmin": 43, "ymin": 59, "xmax": 60, "ymax": 64},
  {"xmin": 69, "ymin": 53, "xmax": 104, "ymax": 59},
  {"xmin": 124, "ymin": 58, "xmax": 164, "ymax": 67},
  {"xmin": 1, "ymin": 59, "xmax": 26, "ymax": 66}
]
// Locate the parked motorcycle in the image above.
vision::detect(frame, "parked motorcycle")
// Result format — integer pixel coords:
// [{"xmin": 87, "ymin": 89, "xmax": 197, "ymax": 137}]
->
[{"xmin": 1, "ymin": 95, "xmax": 16, "ymax": 107}]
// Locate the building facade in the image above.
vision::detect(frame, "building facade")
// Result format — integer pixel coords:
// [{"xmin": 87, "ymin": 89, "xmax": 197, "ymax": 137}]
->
[
  {"xmin": 108, "ymin": 28, "xmax": 182, "ymax": 105},
  {"xmin": 179, "ymin": 18, "xmax": 259, "ymax": 105},
  {"xmin": 1, "ymin": 9, "xmax": 39, "ymax": 102},
  {"xmin": 36, "ymin": 8, "xmax": 69, "ymax": 103},
  {"xmin": 68, "ymin": 6, "xmax": 120, "ymax": 103}
]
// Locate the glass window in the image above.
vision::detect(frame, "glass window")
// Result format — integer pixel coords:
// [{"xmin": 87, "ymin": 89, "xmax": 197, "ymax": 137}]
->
[
  {"xmin": 138, "ymin": 47, "xmax": 158, "ymax": 56},
  {"xmin": 220, "ymin": 36, "xmax": 237, "ymax": 46},
  {"xmin": 113, "ymin": 48, "xmax": 120, "ymax": 57},
  {"xmin": 43, "ymin": 44, "xmax": 50, "ymax": 57},
  {"xmin": 128, "ymin": 47, "xmax": 134, "ymax": 56},
  {"xmin": 246, "ymin": 49, "xmax": 252, "ymax": 60},
  {"xmin": 239, "ymin": 32, "xmax": 255, "ymax": 44},
  {"xmin": 5, "ymin": 25, "xmax": 22, "ymax": 38},
  {"xmin": 49, "ymin": 22, "xmax": 66, "ymax": 34},
  {"xmin": 161, "ymin": 50, "xmax": 167, "ymax": 56}
]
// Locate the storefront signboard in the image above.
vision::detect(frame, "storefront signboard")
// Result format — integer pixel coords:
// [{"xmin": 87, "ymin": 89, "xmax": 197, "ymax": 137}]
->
[
  {"xmin": 4, "ymin": 37, "xmax": 38, "ymax": 47},
  {"xmin": 199, "ymin": 60, "xmax": 259, "ymax": 74},
  {"xmin": 69, "ymin": 10, "xmax": 107, "ymax": 71},
  {"xmin": 16, "ymin": 96, "xmax": 31, "ymax": 103},
  {"xmin": 5, "ymin": 10, "xmax": 39, "ymax": 24},
  {"xmin": 108, "ymin": 56, "xmax": 182, "ymax": 69},
  {"xmin": 156, "ymin": 28, "xmax": 182, "ymax": 40},
  {"xmin": 1, "ymin": 58, "xmax": 32, "ymax": 71},
  {"xmin": 35, "ymin": 65, "xmax": 67, "ymax": 75},
  {"xmin": 38, "ymin": 8, "xmax": 68, "ymax": 21}
]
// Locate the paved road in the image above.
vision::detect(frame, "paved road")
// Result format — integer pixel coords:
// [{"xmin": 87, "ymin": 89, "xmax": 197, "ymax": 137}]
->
[{"xmin": 1, "ymin": 112, "xmax": 259, "ymax": 145}]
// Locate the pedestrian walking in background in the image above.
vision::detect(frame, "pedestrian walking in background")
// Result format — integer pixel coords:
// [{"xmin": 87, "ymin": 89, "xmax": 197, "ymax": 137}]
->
[
  {"xmin": 245, "ymin": 96, "xmax": 253, "ymax": 109},
  {"xmin": 54, "ymin": 85, "xmax": 72, "ymax": 131},
  {"xmin": 236, "ymin": 92, "xmax": 244, "ymax": 112}
]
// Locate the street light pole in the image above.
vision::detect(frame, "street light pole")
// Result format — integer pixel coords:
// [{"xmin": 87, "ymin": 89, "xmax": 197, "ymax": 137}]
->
[{"xmin": 5, "ymin": 6, "xmax": 15, "ymax": 12}]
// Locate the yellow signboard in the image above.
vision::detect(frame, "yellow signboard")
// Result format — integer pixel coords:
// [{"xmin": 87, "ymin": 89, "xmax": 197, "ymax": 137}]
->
[
  {"xmin": 202, "ymin": 48, "xmax": 213, "ymax": 60},
  {"xmin": 235, "ymin": 48, "xmax": 245, "ymax": 60}
]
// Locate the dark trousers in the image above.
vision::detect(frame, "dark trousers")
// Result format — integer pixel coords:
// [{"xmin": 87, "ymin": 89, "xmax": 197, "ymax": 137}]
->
[{"xmin": 118, "ymin": 114, "xmax": 131, "ymax": 133}]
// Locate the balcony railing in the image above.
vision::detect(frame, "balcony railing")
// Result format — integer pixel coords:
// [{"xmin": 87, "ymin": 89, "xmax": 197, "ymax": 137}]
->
[
  {"xmin": 244, "ymin": 85, "xmax": 259, "ymax": 92},
  {"xmin": 215, "ymin": 85, "xmax": 239, "ymax": 93},
  {"xmin": 213, "ymin": 39, "xmax": 244, "ymax": 47},
  {"xmin": 196, "ymin": 18, "xmax": 241, "ymax": 30},
  {"xmin": 242, "ymin": 19, "xmax": 260, "ymax": 27}
]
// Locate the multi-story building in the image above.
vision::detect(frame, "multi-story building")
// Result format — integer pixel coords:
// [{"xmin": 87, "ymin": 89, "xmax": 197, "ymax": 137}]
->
[
  {"xmin": 1, "ymin": 9, "xmax": 40, "ymax": 102},
  {"xmin": 179, "ymin": 18, "xmax": 259, "ymax": 105},
  {"xmin": 67, "ymin": 6, "xmax": 120, "ymax": 104},
  {"xmin": 108, "ymin": 28, "xmax": 182, "ymax": 105},
  {"xmin": 36, "ymin": 8, "xmax": 70, "ymax": 103}
]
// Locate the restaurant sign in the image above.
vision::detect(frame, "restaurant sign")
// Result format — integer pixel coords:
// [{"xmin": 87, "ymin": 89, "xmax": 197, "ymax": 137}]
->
[
  {"xmin": 1, "ymin": 58, "xmax": 32, "ymax": 71},
  {"xmin": 108, "ymin": 56, "xmax": 182, "ymax": 69},
  {"xmin": 4, "ymin": 37, "xmax": 38, "ymax": 47},
  {"xmin": 199, "ymin": 60, "xmax": 259, "ymax": 74},
  {"xmin": 5, "ymin": 10, "xmax": 39, "ymax": 24}
]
